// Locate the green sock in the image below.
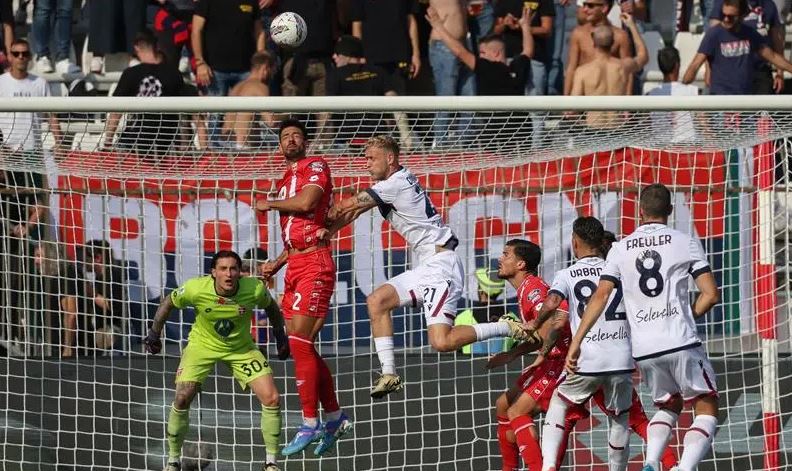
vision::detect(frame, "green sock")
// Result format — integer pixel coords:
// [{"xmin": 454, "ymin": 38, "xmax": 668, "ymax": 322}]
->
[
  {"xmin": 261, "ymin": 405, "xmax": 282, "ymax": 457},
  {"xmin": 166, "ymin": 405, "xmax": 190, "ymax": 461}
]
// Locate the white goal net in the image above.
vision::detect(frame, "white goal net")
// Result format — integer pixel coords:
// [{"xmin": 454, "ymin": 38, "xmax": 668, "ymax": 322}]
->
[{"xmin": 0, "ymin": 96, "xmax": 790, "ymax": 471}]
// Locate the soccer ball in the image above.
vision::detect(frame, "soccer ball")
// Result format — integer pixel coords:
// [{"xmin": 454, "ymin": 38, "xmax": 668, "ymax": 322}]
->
[{"xmin": 270, "ymin": 12, "xmax": 307, "ymax": 48}]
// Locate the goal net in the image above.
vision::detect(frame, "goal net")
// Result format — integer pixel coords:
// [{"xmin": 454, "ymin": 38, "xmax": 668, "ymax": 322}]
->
[{"xmin": 0, "ymin": 96, "xmax": 789, "ymax": 471}]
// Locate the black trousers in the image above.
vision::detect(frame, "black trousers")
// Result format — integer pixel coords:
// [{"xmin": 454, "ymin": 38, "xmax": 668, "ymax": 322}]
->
[{"xmin": 88, "ymin": 0, "xmax": 147, "ymax": 55}]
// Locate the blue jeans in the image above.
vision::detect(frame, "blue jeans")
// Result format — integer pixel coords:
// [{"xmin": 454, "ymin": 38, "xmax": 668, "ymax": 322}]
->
[
  {"xmin": 468, "ymin": 1, "xmax": 495, "ymax": 49},
  {"xmin": 205, "ymin": 70, "xmax": 250, "ymax": 148},
  {"xmin": 547, "ymin": 1, "xmax": 567, "ymax": 96},
  {"xmin": 429, "ymin": 40, "xmax": 475, "ymax": 144},
  {"xmin": 526, "ymin": 60, "xmax": 547, "ymax": 96},
  {"xmin": 32, "ymin": 0, "xmax": 73, "ymax": 61}
]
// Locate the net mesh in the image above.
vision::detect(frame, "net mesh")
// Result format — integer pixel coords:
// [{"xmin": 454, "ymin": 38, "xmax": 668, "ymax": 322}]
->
[{"xmin": 0, "ymin": 103, "xmax": 790, "ymax": 471}]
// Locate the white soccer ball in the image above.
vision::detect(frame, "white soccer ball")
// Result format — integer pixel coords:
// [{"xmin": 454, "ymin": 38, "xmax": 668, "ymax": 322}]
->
[{"xmin": 270, "ymin": 12, "xmax": 307, "ymax": 48}]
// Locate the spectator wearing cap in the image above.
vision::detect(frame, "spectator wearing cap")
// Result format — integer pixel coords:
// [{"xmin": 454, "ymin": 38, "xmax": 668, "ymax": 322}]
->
[
  {"xmin": 104, "ymin": 30, "xmax": 187, "ymax": 158},
  {"xmin": 454, "ymin": 268, "xmax": 516, "ymax": 354},
  {"xmin": 326, "ymin": 35, "xmax": 411, "ymax": 147},
  {"xmin": 709, "ymin": 0, "xmax": 785, "ymax": 93}
]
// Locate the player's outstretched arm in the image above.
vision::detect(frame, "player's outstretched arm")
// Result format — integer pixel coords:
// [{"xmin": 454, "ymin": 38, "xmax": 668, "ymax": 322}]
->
[
  {"xmin": 692, "ymin": 271, "xmax": 719, "ymax": 318},
  {"xmin": 144, "ymin": 294, "xmax": 176, "ymax": 354},
  {"xmin": 566, "ymin": 280, "xmax": 614, "ymax": 372},
  {"xmin": 256, "ymin": 185, "xmax": 324, "ymax": 214},
  {"xmin": 531, "ymin": 292, "xmax": 563, "ymax": 331},
  {"xmin": 321, "ymin": 190, "xmax": 378, "ymax": 239},
  {"xmin": 259, "ymin": 250, "xmax": 289, "ymax": 280}
]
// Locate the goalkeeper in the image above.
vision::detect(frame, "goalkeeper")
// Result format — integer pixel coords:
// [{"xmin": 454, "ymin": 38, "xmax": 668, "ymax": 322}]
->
[{"xmin": 144, "ymin": 250, "xmax": 289, "ymax": 471}]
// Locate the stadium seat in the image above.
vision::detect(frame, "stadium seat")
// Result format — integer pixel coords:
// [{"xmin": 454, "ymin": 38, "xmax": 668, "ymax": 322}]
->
[{"xmin": 674, "ymin": 32, "xmax": 706, "ymax": 81}]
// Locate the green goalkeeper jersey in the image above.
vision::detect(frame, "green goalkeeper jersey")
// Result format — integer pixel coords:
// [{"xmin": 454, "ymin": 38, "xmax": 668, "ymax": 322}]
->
[{"xmin": 170, "ymin": 276, "xmax": 273, "ymax": 352}]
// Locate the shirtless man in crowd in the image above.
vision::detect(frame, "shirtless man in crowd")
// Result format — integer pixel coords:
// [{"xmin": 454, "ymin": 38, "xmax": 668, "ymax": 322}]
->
[
  {"xmin": 570, "ymin": 13, "xmax": 647, "ymax": 128},
  {"xmin": 564, "ymin": 0, "xmax": 631, "ymax": 96},
  {"xmin": 224, "ymin": 51, "xmax": 278, "ymax": 149}
]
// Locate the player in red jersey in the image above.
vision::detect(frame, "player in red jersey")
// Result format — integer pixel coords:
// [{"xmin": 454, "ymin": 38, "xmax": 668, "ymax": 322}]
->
[
  {"xmin": 490, "ymin": 239, "xmax": 582, "ymax": 471},
  {"xmin": 256, "ymin": 118, "xmax": 352, "ymax": 457}
]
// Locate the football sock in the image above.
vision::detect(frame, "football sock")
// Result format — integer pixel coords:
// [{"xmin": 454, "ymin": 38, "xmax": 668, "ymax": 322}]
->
[
  {"xmin": 497, "ymin": 415, "xmax": 519, "ymax": 471},
  {"xmin": 511, "ymin": 415, "xmax": 543, "ymax": 471},
  {"xmin": 166, "ymin": 405, "xmax": 190, "ymax": 461},
  {"xmin": 261, "ymin": 405, "xmax": 281, "ymax": 458},
  {"xmin": 473, "ymin": 322, "xmax": 510, "ymax": 341},
  {"xmin": 645, "ymin": 409, "xmax": 679, "ymax": 469},
  {"xmin": 374, "ymin": 336, "xmax": 396, "ymax": 376},
  {"xmin": 679, "ymin": 414, "xmax": 718, "ymax": 470},
  {"xmin": 608, "ymin": 412, "xmax": 630, "ymax": 471},
  {"xmin": 541, "ymin": 396, "xmax": 568, "ymax": 470},
  {"xmin": 289, "ymin": 334, "xmax": 319, "ymax": 420}
]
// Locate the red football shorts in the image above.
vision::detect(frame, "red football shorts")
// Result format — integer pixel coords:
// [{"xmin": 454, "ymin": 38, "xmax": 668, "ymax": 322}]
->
[
  {"xmin": 281, "ymin": 247, "xmax": 335, "ymax": 320},
  {"xmin": 516, "ymin": 358, "xmax": 566, "ymax": 411}
]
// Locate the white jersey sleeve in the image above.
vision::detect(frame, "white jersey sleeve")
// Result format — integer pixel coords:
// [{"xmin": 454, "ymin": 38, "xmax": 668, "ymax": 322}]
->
[
  {"xmin": 688, "ymin": 236, "xmax": 711, "ymax": 278},
  {"xmin": 365, "ymin": 167, "xmax": 454, "ymax": 265}
]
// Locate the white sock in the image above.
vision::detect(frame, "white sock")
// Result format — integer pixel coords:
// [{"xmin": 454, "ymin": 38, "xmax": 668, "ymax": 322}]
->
[
  {"xmin": 265, "ymin": 453, "xmax": 277, "ymax": 464},
  {"xmin": 303, "ymin": 417, "xmax": 319, "ymax": 428},
  {"xmin": 608, "ymin": 412, "xmax": 630, "ymax": 471},
  {"xmin": 374, "ymin": 336, "xmax": 396, "ymax": 375},
  {"xmin": 679, "ymin": 414, "xmax": 718, "ymax": 470},
  {"xmin": 326, "ymin": 409, "xmax": 342, "ymax": 422},
  {"xmin": 645, "ymin": 409, "xmax": 679, "ymax": 469},
  {"xmin": 473, "ymin": 321, "xmax": 510, "ymax": 341},
  {"xmin": 541, "ymin": 395, "xmax": 569, "ymax": 471}
]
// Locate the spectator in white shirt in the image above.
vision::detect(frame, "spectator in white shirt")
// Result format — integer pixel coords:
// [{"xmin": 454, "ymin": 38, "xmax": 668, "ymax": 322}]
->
[{"xmin": 646, "ymin": 47, "xmax": 699, "ymax": 144}]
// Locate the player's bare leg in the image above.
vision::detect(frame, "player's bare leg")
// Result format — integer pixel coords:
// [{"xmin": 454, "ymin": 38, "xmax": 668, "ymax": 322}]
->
[
  {"xmin": 248, "ymin": 375, "xmax": 282, "ymax": 468},
  {"xmin": 366, "ymin": 284, "xmax": 403, "ymax": 398},
  {"xmin": 283, "ymin": 314, "xmax": 349, "ymax": 456},
  {"xmin": 643, "ymin": 394, "xmax": 684, "ymax": 471},
  {"xmin": 676, "ymin": 396, "xmax": 719, "ymax": 471},
  {"xmin": 165, "ymin": 381, "xmax": 199, "ymax": 471},
  {"xmin": 507, "ymin": 393, "xmax": 543, "ymax": 471}
]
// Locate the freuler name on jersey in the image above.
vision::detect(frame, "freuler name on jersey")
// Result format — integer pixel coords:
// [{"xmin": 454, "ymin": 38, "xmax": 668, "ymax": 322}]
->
[{"xmin": 626, "ymin": 234, "xmax": 672, "ymax": 250}]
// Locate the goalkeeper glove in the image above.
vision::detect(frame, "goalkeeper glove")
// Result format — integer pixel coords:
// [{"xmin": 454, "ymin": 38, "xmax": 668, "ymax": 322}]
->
[
  {"xmin": 273, "ymin": 326, "xmax": 290, "ymax": 360},
  {"xmin": 144, "ymin": 328, "xmax": 162, "ymax": 354}
]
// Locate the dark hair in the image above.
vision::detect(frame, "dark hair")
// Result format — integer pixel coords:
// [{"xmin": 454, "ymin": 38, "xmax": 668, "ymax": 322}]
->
[
  {"xmin": 601, "ymin": 230, "xmax": 617, "ymax": 258},
  {"xmin": 478, "ymin": 34, "xmax": 505, "ymax": 48},
  {"xmin": 657, "ymin": 47, "xmax": 680, "ymax": 75},
  {"xmin": 251, "ymin": 51, "xmax": 275, "ymax": 70},
  {"xmin": 10, "ymin": 39, "xmax": 30, "ymax": 50},
  {"xmin": 243, "ymin": 247, "xmax": 268, "ymax": 261},
  {"xmin": 723, "ymin": 0, "xmax": 748, "ymax": 16},
  {"xmin": 278, "ymin": 117, "xmax": 309, "ymax": 141},
  {"xmin": 640, "ymin": 183, "xmax": 673, "ymax": 218},
  {"xmin": 84, "ymin": 239, "xmax": 112, "ymax": 264},
  {"xmin": 211, "ymin": 250, "xmax": 242, "ymax": 269},
  {"xmin": 133, "ymin": 29, "xmax": 158, "ymax": 50},
  {"xmin": 505, "ymin": 239, "xmax": 541, "ymax": 274},
  {"xmin": 573, "ymin": 216, "xmax": 604, "ymax": 249}
]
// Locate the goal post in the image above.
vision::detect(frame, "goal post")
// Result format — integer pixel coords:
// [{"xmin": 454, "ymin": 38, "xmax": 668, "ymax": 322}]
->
[{"xmin": 0, "ymin": 96, "xmax": 789, "ymax": 470}]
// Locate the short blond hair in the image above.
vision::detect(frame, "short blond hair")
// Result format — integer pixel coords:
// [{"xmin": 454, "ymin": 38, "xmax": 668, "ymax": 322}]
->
[{"xmin": 365, "ymin": 135, "xmax": 400, "ymax": 156}]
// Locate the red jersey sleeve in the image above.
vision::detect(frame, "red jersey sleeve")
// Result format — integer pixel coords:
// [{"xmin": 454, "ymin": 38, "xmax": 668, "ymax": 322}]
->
[
  {"xmin": 300, "ymin": 158, "xmax": 332, "ymax": 193},
  {"xmin": 517, "ymin": 276, "xmax": 549, "ymax": 324}
]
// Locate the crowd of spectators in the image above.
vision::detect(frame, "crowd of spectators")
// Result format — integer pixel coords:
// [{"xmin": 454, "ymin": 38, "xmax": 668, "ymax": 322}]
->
[{"xmin": 1, "ymin": 0, "xmax": 792, "ymax": 357}]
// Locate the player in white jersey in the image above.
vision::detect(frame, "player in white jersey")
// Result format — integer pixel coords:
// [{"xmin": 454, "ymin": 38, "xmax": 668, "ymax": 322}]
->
[
  {"xmin": 530, "ymin": 217, "xmax": 633, "ymax": 471},
  {"xmin": 320, "ymin": 135, "xmax": 529, "ymax": 399},
  {"xmin": 566, "ymin": 184, "xmax": 720, "ymax": 471}
]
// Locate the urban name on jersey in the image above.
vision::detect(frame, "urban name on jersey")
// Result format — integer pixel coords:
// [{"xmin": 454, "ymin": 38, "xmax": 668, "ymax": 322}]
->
[
  {"xmin": 569, "ymin": 266, "xmax": 602, "ymax": 278},
  {"xmin": 584, "ymin": 324, "xmax": 630, "ymax": 343},
  {"xmin": 625, "ymin": 234, "xmax": 672, "ymax": 250},
  {"xmin": 635, "ymin": 304, "xmax": 681, "ymax": 323}
]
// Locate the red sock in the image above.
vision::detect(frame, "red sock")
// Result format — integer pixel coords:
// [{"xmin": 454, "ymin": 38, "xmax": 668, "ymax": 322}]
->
[
  {"xmin": 630, "ymin": 394, "xmax": 677, "ymax": 468},
  {"xmin": 555, "ymin": 415, "xmax": 578, "ymax": 468},
  {"xmin": 289, "ymin": 334, "xmax": 319, "ymax": 419},
  {"xmin": 510, "ymin": 415, "xmax": 543, "ymax": 471},
  {"xmin": 497, "ymin": 415, "xmax": 519, "ymax": 471},
  {"xmin": 316, "ymin": 351, "xmax": 340, "ymax": 414}
]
